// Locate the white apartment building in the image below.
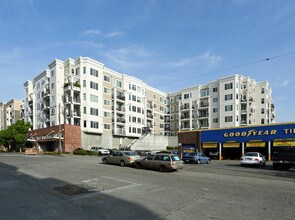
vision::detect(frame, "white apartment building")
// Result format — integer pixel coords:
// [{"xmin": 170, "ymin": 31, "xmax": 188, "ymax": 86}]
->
[
  {"xmin": 0, "ymin": 99, "xmax": 24, "ymax": 130},
  {"xmin": 166, "ymin": 75, "xmax": 275, "ymax": 135},
  {"xmin": 23, "ymin": 57, "xmax": 275, "ymax": 149},
  {"xmin": 23, "ymin": 57, "xmax": 167, "ymax": 149}
]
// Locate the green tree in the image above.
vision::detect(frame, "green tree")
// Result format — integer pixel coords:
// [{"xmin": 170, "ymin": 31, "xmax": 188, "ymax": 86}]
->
[{"xmin": 1, "ymin": 120, "xmax": 31, "ymax": 151}]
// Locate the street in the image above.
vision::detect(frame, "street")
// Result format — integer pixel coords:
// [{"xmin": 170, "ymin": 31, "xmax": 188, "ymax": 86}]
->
[{"xmin": 0, "ymin": 153, "xmax": 294, "ymax": 220}]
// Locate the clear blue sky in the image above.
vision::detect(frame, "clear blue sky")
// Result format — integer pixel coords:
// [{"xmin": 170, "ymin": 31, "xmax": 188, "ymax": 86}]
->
[{"xmin": 0, "ymin": 0, "xmax": 295, "ymax": 122}]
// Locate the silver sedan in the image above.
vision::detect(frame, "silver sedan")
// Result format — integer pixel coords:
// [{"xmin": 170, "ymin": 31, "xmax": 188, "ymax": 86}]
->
[
  {"xmin": 102, "ymin": 151, "xmax": 142, "ymax": 167},
  {"xmin": 240, "ymin": 152, "xmax": 266, "ymax": 167}
]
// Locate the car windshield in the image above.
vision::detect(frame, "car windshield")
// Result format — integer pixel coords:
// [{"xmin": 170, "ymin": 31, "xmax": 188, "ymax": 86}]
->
[
  {"xmin": 244, "ymin": 152, "xmax": 258, "ymax": 157},
  {"xmin": 171, "ymin": 155, "xmax": 181, "ymax": 161}
]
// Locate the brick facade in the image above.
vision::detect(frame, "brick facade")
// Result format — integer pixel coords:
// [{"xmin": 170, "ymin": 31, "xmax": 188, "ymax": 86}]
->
[{"xmin": 28, "ymin": 124, "xmax": 81, "ymax": 153}]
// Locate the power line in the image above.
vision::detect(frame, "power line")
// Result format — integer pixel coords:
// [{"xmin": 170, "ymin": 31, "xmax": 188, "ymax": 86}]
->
[{"xmin": 155, "ymin": 51, "xmax": 295, "ymax": 88}]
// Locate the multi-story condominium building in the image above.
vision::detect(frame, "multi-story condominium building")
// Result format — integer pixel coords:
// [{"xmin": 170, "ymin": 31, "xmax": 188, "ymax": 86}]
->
[
  {"xmin": 0, "ymin": 99, "xmax": 24, "ymax": 130},
  {"xmin": 23, "ymin": 57, "xmax": 167, "ymax": 148},
  {"xmin": 166, "ymin": 75, "xmax": 275, "ymax": 135},
  {"xmin": 23, "ymin": 57, "xmax": 275, "ymax": 149}
]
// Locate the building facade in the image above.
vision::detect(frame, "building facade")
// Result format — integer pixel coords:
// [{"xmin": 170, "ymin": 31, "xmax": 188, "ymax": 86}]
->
[
  {"xmin": 0, "ymin": 99, "xmax": 24, "ymax": 131},
  {"xmin": 23, "ymin": 57, "xmax": 167, "ymax": 149},
  {"xmin": 166, "ymin": 75, "xmax": 275, "ymax": 135},
  {"xmin": 23, "ymin": 57, "xmax": 275, "ymax": 150}
]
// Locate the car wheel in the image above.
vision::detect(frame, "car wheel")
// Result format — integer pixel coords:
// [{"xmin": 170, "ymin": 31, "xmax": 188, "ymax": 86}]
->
[
  {"xmin": 207, "ymin": 159, "xmax": 210, "ymax": 164},
  {"xmin": 241, "ymin": 164, "xmax": 244, "ymax": 167},
  {"xmin": 102, "ymin": 158, "xmax": 107, "ymax": 164},
  {"xmin": 120, "ymin": 160, "xmax": 125, "ymax": 167},
  {"xmin": 197, "ymin": 160, "xmax": 201, "ymax": 164},
  {"xmin": 98, "ymin": 152, "xmax": 102, "ymax": 156},
  {"xmin": 135, "ymin": 163, "xmax": 142, "ymax": 169},
  {"xmin": 159, "ymin": 165, "xmax": 167, "ymax": 172}
]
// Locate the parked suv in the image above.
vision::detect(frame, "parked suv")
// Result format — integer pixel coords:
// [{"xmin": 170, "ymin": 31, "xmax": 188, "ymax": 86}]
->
[
  {"xmin": 90, "ymin": 146, "xmax": 110, "ymax": 155},
  {"xmin": 273, "ymin": 147, "xmax": 295, "ymax": 170}
]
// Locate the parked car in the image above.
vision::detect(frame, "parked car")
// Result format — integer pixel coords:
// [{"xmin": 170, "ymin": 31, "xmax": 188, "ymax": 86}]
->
[
  {"xmin": 171, "ymin": 150, "xmax": 179, "ymax": 155},
  {"xmin": 240, "ymin": 152, "xmax": 266, "ymax": 167},
  {"xmin": 134, "ymin": 153, "xmax": 184, "ymax": 172},
  {"xmin": 182, "ymin": 152, "xmax": 210, "ymax": 164},
  {"xmin": 102, "ymin": 151, "xmax": 141, "ymax": 167},
  {"xmin": 135, "ymin": 150, "xmax": 153, "ymax": 156},
  {"xmin": 273, "ymin": 147, "xmax": 295, "ymax": 170},
  {"xmin": 90, "ymin": 146, "xmax": 110, "ymax": 155}
]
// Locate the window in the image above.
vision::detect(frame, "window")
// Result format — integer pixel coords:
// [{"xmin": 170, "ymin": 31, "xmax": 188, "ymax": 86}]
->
[
  {"xmin": 76, "ymin": 67, "xmax": 80, "ymax": 75},
  {"xmin": 104, "ymin": 124, "xmax": 111, "ymax": 129},
  {"xmin": 84, "ymin": 107, "xmax": 86, "ymax": 114},
  {"xmin": 104, "ymin": 87, "xmax": 110, "ymax": 94},
  {"xmin": 83, "ymin": 67, "xmax": 86, "ymax": 74},
  {"xmin": 132, "ymin": 117, "xmax": 136, "ymax": 123},
  {"xmin": 51, "ymin": 83, "xmax": 54, "ymax": 89},
  {"xmin": 225, "ymin": 105, "xmax": 233, "ymax": 112},
  {"xmin": 137, "ymin": 107, "xmax": 141, "ymax": 113},
  {"xmin": 225, "ymin": 94, "xmax": 233, "ymax": 101},
  {"xmin": 213, "ymin": 97, "xmax": 218, "ymax": 103},
  {"xmin": 90, "ymin": 68, "xmax": 98, "ymax": 77},
  {"xmin": 261, "ymin": 108, "xmax": 265, "ymax": 114},
  {"xmin": 261, "ymin": 88, "xmax": 265, "ymax": 94},
  {"xmin": 83, "ymin": 93, "xmax": 86, "ymax": 101},
  {"xmin": 261, "ymin": 98, "xmax": 265, "ymax": 104},
  {"xmin": 132, "ymin": 84, "xmax": 136, "ymax": 91},
  {"xmin": 225, "ymin": 83, "xmax": 233, "ymax": 90},
  {"xmin": 51, "ymin": 70, "xmax": 54, "ymax": 77},
  {"xmin": 213, "ymin": 87, "xmax": 218, "ymax": 93},
  {"xmin": 90, "ymin": 121, "xmax": 99, "ymax": 129},
  {"xmin": 90, "ymin": 81, "xmax": 98, "ymax": 90},
  {"xmin": 213, "ymin": 108, "xmax": 218, "ymax": 113},
  {"xmin": 84, "ymin": 120, "xmax": 87, "ymax": 128},
  {"xmin": 132, "ymin": 95, "xmax": 136, "ymax": 101},
  {"xmin": 201, "ymin": 90, "xmax": 209, "ymax": 97},
  {"xmin": 104, "ymin": 100, "xmax": 111, "ymax": 106},
  {"xmin": 116, "ymin": 80, "xmax": 122, "ymax": 88},
  {"xmin": 225, "ymin": 116, "xmax": 233, "ymax": 122},
  {"xmin": 132, "ymin": 106, "xmax": 136, "ymax": 112},
  {"xmin": 184, "ymin": 93, "xmax": 190, "ymax": 99},
  {"xmin": 90, "ymin": 94, "xmax": 98, "ymax": 103},
  {"xmin": 83, "ymin": 80, "xmax": 86, "ymax": 87},
  {"xmin": 213, "ymin": 118, "xmax": 218, "ymax": 123},
  {"xmin": 90, "ymin": 108, "xmax": 99, "ymax": 116},
  {"xmin": 104, "ymin": 111, "xmax": 111, "ymax": 117},
  {"xmin": 104, "ymin": 75, "xmax": 110, "ymax": 82}
]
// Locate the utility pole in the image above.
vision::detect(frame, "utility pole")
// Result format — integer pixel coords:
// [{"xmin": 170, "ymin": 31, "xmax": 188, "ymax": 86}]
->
[{"xmin": 58, "ymin": 103, "xmax": 61, "ymax": 155}]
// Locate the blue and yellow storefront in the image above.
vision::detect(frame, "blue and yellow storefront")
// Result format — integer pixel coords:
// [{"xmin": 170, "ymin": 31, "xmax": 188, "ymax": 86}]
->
[{"xmin": 178, "ymin": 122, "xmax": 295, "ymax": 161}]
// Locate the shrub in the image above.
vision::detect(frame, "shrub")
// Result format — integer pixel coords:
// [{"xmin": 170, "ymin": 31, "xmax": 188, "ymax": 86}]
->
[
  {"xmin": 73, "ymin": 148, "xmax": 97, "ymax": 156},
  {"xmin": 166, "ymin": 146, "xmax": 178, "ymax": 150}
]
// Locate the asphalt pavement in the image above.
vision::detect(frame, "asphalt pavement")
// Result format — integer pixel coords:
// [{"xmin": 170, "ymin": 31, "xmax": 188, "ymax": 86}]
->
[{"xmin": 0, "ymin": 153, "xmax": 294, "ymax": 220}]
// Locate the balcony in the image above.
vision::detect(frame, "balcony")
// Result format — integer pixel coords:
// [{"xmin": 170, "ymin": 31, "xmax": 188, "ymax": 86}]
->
[
  {"xmin": 199, "ymin": 102, "xmax": 209, "ymax": 108},
  {"xmin": 147, "ymin": 114, "xmax": 153, "ymax": 119}
]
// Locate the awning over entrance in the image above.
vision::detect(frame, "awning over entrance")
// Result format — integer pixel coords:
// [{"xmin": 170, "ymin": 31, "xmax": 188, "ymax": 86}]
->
[
  {"xmin": 223, "ymin": 142, "xmax": 240, "ymax": 148},
  {"xmin": 246, "ymin": 142, "xmax": 266, "ymax": 147},
  {"xmin": 273, "ymin": 141, "xmax": 295, "ymax": 147},
  {"xmin": 202, "ymin": 143, "xmax": 218, "ymax": 148}
]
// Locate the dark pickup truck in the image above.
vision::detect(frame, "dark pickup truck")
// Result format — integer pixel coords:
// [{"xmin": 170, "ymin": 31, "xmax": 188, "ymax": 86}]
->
[{"xmin": 273, "ymin": 147, "xmax": 295, "ymax": 170}]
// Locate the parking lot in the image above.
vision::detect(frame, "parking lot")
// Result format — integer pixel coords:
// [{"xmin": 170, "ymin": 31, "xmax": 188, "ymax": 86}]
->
[{"xmin": 0, "ymin": 153, "xmax": 294, "ymax": 220}]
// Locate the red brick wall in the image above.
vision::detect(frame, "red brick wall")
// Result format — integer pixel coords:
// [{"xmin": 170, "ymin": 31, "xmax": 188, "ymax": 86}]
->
[{"xmin": 64, "ymin": 125, "xmax": 81, "ymax": 153}]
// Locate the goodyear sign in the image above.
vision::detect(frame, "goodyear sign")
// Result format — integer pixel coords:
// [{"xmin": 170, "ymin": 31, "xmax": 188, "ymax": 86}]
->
[{"xmin": 200, "ymin": 123, "xmax": 295, "ymax": 143}]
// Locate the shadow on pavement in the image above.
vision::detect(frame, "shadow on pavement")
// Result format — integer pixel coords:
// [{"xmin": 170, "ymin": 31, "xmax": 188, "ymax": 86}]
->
[{"xmin": 0, "ymin": 161, "xmax": 160, "ymax": 220}]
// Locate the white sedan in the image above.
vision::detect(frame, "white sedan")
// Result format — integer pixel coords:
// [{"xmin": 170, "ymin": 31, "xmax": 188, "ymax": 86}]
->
[{"xmin": 240, "ymin": 152, "xmax": 266, "ymax": 167}]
